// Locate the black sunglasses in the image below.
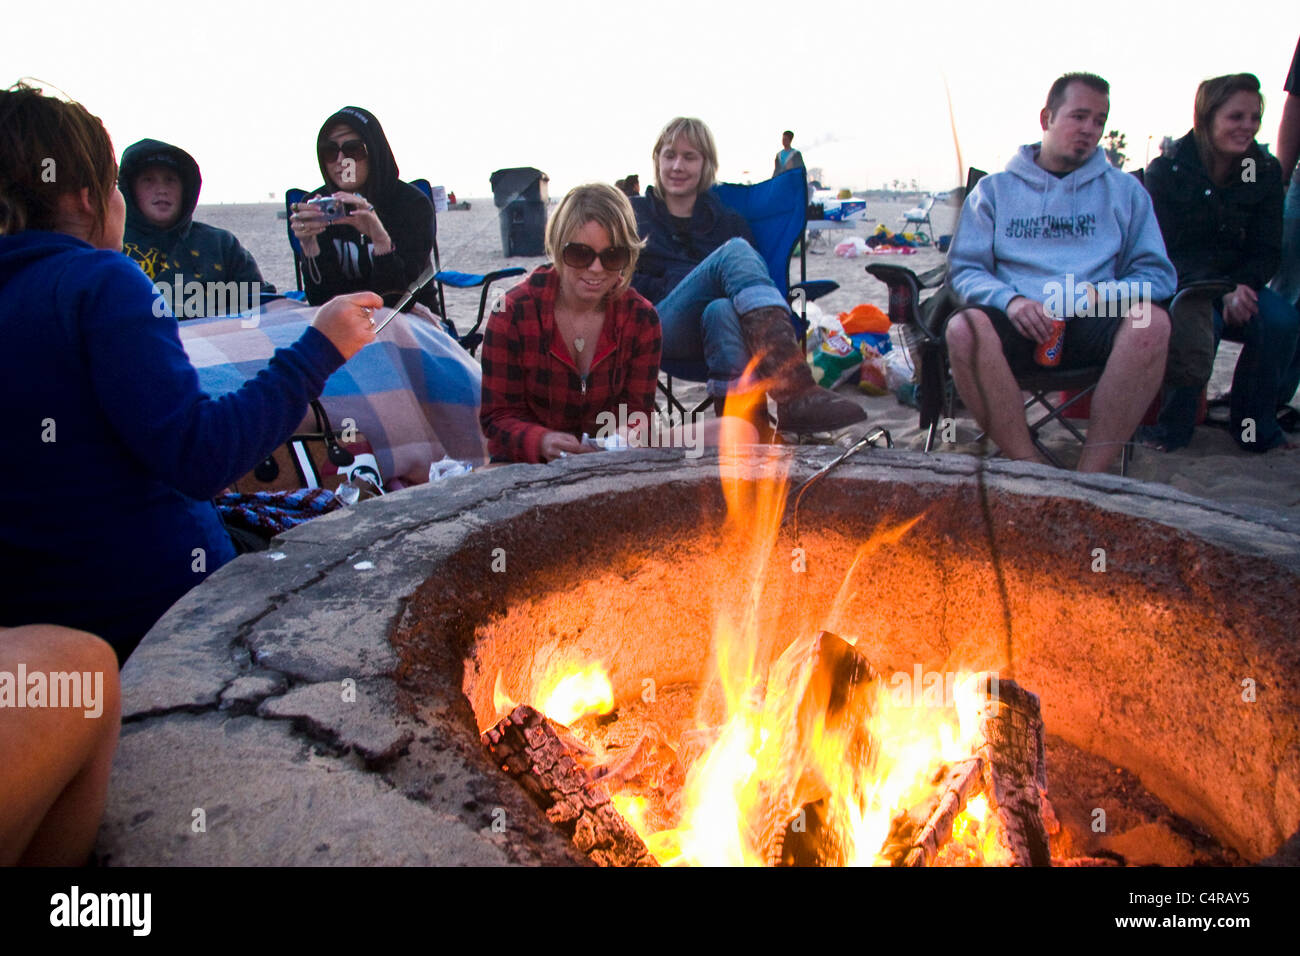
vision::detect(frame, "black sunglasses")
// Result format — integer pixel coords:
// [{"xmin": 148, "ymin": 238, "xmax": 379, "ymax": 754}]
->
[
  {"xmin": 561, "ymin": 242, "xmax": 630, "ymax": 271},
  {"xmin": 318, "ymin": 139, "xmax": 368, "ymax": 163}
]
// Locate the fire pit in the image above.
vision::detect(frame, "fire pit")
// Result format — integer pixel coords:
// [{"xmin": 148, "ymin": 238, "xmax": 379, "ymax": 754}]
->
[{"xmin": 98, "ymin": 448, "xmax": 1300, "ymax": 866}]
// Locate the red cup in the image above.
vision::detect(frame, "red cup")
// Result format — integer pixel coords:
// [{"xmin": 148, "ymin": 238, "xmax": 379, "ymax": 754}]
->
[{"xmin": 1035, "ymin": 318, "xmax": 1066, "ymax": 367}]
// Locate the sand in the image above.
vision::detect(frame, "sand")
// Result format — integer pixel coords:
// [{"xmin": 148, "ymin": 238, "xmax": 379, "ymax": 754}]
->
[{"xmin": 197, "ymin": 196, "xmax": 1300, "ymax": 519}]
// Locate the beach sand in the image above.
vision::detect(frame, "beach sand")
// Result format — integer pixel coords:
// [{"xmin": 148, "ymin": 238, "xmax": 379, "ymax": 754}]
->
[{"xmin": 198, "ymin": 196, "xmax": 1300, "ymax": 519}]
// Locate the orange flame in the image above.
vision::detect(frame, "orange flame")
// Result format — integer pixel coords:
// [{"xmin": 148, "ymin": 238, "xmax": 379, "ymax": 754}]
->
[
  {"xmin": 504, "ymin": 415, "xmax": 1011, "ymax": 866},
  {"xmin": 492, "ymin": 670, "xmax": 517, "ymax": 718},
  {"xmin": 539, "ymin": 662, "xmax": 615, "ymax": 726}
]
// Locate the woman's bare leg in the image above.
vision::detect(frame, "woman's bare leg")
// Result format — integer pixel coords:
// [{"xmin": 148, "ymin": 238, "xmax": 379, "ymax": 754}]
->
[{"xmin": 0, "ymin": 625, "xmax": 121, "ymax": 865}]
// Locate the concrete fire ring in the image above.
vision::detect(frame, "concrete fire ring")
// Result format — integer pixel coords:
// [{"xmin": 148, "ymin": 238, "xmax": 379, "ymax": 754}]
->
[{"xmin": 96, "ymin": 448, "xmax": 1300, "ymax": 866}]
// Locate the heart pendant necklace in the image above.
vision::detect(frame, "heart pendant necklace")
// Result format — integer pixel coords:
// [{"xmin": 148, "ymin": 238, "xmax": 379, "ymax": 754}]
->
[{"xmin": 573, "ymin": 337, "xmax": 586, "ymax": 354}]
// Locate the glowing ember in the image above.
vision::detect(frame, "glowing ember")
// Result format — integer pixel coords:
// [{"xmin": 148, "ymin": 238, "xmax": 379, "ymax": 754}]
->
[{"xmin": 539, "ymin": 663, "xmax": 615, "ymax": 726}]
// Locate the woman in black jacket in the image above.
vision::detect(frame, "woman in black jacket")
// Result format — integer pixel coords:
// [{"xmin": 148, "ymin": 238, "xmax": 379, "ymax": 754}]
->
[
  {"xmin": 289, "ymin": 106, "xmax": 436, "ymax": 313},
  {"xmin": 1144, "ymin": 73, "xmax": 1299, "ymax": 452},
  {"xmin": 630, "ymin": 117, "xmax": 865, "ymax": 434}
]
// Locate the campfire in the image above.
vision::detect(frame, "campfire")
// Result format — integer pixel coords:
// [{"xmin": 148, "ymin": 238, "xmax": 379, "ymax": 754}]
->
[{"xmin": 476, "ymin": 409, "xmax": 1080, "ymax": 866}]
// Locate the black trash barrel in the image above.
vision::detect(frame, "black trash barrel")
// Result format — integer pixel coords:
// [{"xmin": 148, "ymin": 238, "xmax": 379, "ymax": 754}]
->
[{"xmin": 489, "ymin": 167, "xmax": 549, "ymax": 257}]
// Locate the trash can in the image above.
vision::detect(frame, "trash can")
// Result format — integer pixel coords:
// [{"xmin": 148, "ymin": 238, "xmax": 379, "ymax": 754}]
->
[{"xmin": 490, "ymin": 167, "xmax": 549, "ymax": 257}]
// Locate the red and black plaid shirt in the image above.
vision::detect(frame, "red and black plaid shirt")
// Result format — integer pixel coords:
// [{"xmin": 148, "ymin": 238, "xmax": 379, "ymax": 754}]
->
[{"xmin": 480, "ymin": 266, "xmax": 662, "ymax": 463}]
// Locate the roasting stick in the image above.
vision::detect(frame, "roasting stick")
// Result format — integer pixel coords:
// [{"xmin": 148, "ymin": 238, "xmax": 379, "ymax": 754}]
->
[
  {"xmin": 372, "ymin": 258, "xmax": 439, "ymax": 335},
  {"xmin": 788, "ymin": 427, "xmax": 891, "ymax": 542}
]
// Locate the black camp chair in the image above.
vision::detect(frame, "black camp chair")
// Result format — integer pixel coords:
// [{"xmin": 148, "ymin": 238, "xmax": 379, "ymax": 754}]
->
[
  {"xmin": 866, "ymin": 169, "xmax": 1231, "ymax": 474},
  {"xmin": 284, "ymin": 179, "xmax": 523, "ymax": 356}
]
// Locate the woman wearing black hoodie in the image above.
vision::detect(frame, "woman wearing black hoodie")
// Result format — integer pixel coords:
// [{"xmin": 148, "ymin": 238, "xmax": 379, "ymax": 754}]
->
[{"xmin": 290, "ymin": 107, "xmax": 435, "ymax": 312}]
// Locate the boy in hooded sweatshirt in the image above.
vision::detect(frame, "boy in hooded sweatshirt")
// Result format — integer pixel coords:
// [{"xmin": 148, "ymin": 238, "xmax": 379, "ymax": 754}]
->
[
  {"xmin": 944, "ymin": 72, "xmax": 1177, "ymax": 474},
  {"xmin": 119, "ymin": 139, "xmax": 271, "ymax": 318}
]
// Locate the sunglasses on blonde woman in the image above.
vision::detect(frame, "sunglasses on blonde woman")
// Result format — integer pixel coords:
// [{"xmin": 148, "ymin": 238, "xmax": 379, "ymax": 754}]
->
[
  {"xmin": 561, "ymin": 242, "xmax": 630, "ymax": 271},
  {"xmin": 318, "ymin": 139, "xmax": 368, "ymax": 163}
]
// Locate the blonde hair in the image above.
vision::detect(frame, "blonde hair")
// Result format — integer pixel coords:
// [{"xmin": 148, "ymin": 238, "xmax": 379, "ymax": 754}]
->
[
  {"xmin": 651, "ymin": 117, "xmax": 719, "ymax": 196},
  {"xmin": 545, "ymin": 183, "xmax": 645, "ymax": 296}
]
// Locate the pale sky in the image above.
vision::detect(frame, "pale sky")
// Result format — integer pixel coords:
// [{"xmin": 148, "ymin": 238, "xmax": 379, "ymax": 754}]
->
[{"xmin": 11, "ymin": 0, "xmax": 1298, "ymax": 202}]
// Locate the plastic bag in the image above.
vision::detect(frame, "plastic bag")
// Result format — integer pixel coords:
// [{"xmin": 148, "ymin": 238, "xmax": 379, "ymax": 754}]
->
[
  {"xmin": 428, "ymin": 455, "xmax": 474, "ymax": 482},
  {"xmin": 884, "ymin": 347, "xmax": 915, "ymax": 392},
  {"xmin": 839, "ymin": 303, "xmax": 890, "ymax": 335},
  {"xmin": 834, "ymin": 236, "xmax": 868, "ymax": 258}
]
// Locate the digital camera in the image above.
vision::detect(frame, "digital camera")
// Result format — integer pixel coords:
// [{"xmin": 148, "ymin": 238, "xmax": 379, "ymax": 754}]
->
[{"xmin": 307, "ymin": 196, "xmax": 348, "ymax": 222}]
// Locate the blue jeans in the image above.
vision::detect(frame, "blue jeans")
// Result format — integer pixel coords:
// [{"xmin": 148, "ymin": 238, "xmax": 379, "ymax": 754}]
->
[
  {"xmin": 655, "ymin": 238, "xmax": 788, "ymax": 397},
  {"xmin": 1155, "ymin": 285, "xmax": 1300, "ymax": 451},
  {"xmin": 1269, "ymin": 177, "xmax": 1300, "ymax": 309}
]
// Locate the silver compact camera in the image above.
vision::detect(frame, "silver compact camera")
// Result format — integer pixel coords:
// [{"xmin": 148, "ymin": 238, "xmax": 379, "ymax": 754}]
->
[{"xmin": 306, "ymin": 196, "xmax": 349, "ymax": 222}]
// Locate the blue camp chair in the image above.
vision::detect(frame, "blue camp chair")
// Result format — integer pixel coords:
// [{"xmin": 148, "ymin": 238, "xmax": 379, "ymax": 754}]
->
[
  {"xmin": 284, "ymin": 179, "xmax": 523, "ymax": 355},
  {"xmin": 658, "ymin": 167, "xmax": 839, "ymax": 420}
]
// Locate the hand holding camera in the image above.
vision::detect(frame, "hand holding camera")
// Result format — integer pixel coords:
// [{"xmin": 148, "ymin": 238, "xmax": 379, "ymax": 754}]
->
[{"xmin": 291, "ymin": 193, "xmax": 392, "ymax": 257}]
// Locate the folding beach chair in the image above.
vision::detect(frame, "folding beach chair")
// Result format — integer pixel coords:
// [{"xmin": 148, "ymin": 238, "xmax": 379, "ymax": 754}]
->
[
  {"xmin": 658, "ymin": 167, "xmax": 839, "ymax": 420},
  {"xmin": 284, "ymin": 179, "xmax": 523, "ymax": 356},
  {"xmin": 899, "ymin": 194, "xmax": 937, "ymax": 244}
]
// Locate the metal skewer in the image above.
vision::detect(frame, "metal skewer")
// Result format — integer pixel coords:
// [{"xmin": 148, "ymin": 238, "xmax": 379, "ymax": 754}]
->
[
  {"xmin": 372, "ymin": 259, "xmax": 439, "ymax": 335},
  {"xmin": 788, "ymin": 427, "xmax": 892, "ymax": 542}
]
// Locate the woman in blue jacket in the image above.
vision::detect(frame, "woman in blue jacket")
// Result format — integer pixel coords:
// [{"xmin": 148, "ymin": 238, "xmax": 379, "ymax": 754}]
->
[
  {"xmin": 1144, "ymin": 73, "xmax": 1300, "ymax": 452},
  {"xmin": 0, "ymin": 82, "xmax": 380, "ymax": 663},
  {"xmin": 630, "ymin": 117, "xmax": 865, "ymax": 434}
]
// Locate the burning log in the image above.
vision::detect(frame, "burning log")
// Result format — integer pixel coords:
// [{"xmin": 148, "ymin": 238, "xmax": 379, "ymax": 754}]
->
[
  {"xmin": 757, "ymin": 631, "xmax": 882, "ymax": 866},
  {"xmin": 880, "ymin": 757, "xmax": 984, "ymax": 866},
  {"xmin": 972, "ymin": 678, "xmax": 1051, "ymax": 866},
  {"xmin": 883, "ymin": 677, "xmax": 1052, "ymax": 866},
  {"xmin": 482, "ymin": 705, "xmax": 657, "ymax": 867}
]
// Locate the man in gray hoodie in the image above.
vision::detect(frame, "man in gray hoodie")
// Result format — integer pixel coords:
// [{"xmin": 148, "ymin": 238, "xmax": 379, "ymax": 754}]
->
[{"xmin": 945, "ymin": 73, "xmax": 1177, "ymax": 473}]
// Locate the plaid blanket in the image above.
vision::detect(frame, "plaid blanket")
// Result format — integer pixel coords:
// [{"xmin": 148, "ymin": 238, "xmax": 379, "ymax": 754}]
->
[
  {"xmin": 215, "ymin": 488, "xmax": 342, "ymax": 535},
  {"xmin": 180, "ymin": 301, "xmax": 488, "ymax": 487}
]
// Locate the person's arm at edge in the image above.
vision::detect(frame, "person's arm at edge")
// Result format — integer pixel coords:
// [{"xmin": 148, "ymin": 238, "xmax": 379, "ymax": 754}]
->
[
  {"xmin": 81, "ymin": 255, "xmax": 347, "ymax": 500},
  {"xmin": 1277, "ymin": 92, "xmax": 1300, "ymax": 186}
]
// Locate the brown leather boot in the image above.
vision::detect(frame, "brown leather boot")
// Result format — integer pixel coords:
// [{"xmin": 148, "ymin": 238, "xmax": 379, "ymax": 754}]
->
[
  {"xmin": 712, "ymin": 394, "xmax": 774, "ymax": 443},
  {"xmin": 737, "ymin": 306, "xmax": 867, "ymax": 434}
]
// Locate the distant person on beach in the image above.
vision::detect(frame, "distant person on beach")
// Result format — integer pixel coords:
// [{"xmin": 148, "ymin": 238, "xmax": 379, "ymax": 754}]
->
[
  {"xmin": 119, "ymin": 138, "xmax": 271, "ymax": 317},
  {"xmin": 0, "ymin": 82, "xmax": 381, "ymax": 663},
  {"xmin": 289, "ymin": 107, "xmax": 436, "ymax": 313},
  {"xmin": 773, "ymin": 130, "xmax": 804, "ymax": 177},
  {"xmin": 615, "ymin": 174, "xmax": 640, "ymax": 197},
  {"xmin": 944, "ymin": 72, "xmax": 1176, "ymax": 473},
  {"xmin": 479, "ymin": 183, "xmax": 660, "ymax": 463},
  {"xmin": 0, "ymin": 623, "xmax": 120, "ymax": 865},
  {"xmin": 630, "ymin": 116, "xmax": 865, "ymax": 433},
  {"xmin": 1144, "ymin": 72, "xmax": 1299, "ymax": 453}
]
